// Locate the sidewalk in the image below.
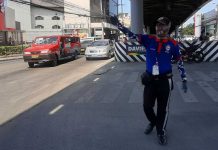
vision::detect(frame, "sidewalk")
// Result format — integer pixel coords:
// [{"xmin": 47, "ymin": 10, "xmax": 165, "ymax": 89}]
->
[{"xmin": 0, "ymin": 54, "xmax": 23, "ymax": 61}]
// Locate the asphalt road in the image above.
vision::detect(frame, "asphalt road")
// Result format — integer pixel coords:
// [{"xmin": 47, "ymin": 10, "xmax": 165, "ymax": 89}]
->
[
  {"xmin": 0, "ymin": 60, "xmax": 218, "ymax": 150},
  {"xmin": 0, "ymin": 56, "xmax": 113, "ymax": 125}
]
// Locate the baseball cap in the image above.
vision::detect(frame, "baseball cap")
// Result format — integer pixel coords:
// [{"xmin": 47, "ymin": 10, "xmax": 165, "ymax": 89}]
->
[{"xmin": 156, "ymin": 17, "xmax": 171, "ymax": 26}]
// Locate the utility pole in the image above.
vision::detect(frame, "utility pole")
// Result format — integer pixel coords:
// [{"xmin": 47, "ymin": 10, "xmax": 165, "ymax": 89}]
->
[
  {"xmin": 120, "ymin": 0, "xmax": 124, "ymax": 24},
  {"xmin": 100, "ymin": 0, "xmax": 104, "ymax": 39},
  {"xmin": 121, "ymin": 0, "xmax": 123, "ymax": 14},
  {"xmin": 215, "ymin": 5, "xmax": 218, "ymax": 39}
]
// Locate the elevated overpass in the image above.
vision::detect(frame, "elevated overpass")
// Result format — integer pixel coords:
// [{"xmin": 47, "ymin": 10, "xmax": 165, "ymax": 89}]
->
[{"xmin": 130, "ymin": 0, "xmax": 211, "ymax": 34}]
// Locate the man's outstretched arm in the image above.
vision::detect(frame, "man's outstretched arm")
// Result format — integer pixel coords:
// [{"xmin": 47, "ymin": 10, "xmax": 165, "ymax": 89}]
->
[
  {"xmin": 172, "ymin": 42, "xmax": 188, "ymax": 93},
  {"xmin": 110, "ymin": 15, "xmax": 140, "ymax": 41},
  {"xmin": 177, "ymin": 58, "xmax": 187, "ymax": 81}
]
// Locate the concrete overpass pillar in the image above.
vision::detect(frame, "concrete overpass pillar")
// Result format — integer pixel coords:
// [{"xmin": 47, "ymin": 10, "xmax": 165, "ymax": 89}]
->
[
  {"xmin": 175, "ymin": 25, "xmax": 179, "ymax": 38},
  {"xmin": 130, "ymin": 0, "xmax": 144, "ymax": 34},
  {"xmin": 194, "ymin": 13, "xmax": 202, "ymax": 38}
]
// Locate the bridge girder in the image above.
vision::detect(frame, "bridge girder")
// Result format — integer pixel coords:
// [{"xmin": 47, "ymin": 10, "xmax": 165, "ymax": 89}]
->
[{"xmin": 142, "ymin": 0, "xmax": 211, "ymax": 33}]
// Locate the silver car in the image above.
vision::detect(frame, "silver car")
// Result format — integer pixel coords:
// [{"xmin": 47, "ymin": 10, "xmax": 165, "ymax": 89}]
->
[{"xmin": 85, "ymin": 39, "xmax": 114, "ymax": 60}]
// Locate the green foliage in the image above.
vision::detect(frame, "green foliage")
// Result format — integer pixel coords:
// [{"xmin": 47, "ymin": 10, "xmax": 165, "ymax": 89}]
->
[
  {"xmin": 181, "ymin": 23, "xmax": 194, "ymax": 35},
  {"xmin": 0, "ymin": 45, "xmax": 29, "ymax": 56}
]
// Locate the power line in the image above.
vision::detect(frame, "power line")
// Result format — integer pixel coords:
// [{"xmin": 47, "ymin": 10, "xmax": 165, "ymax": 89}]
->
[
  {"xmin": 9, "ymin": 0, "xmax": 107, "ymax": 18},
  {"xmin": 49, "ymin": 0, "xmax": 103, "ymax": 16},
  {"xmin": 10, "ymin": 0, "xmax": 119, "ymax": 26},
  {"xmin": 49, "ymin": 0, "xmax": 118, "ymax": 17}
]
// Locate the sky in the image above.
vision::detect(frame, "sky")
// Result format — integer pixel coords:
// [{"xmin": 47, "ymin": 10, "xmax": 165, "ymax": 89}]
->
[{"xmin": 120, "ymin": 0, "xmax": 218, "ymax": 26}]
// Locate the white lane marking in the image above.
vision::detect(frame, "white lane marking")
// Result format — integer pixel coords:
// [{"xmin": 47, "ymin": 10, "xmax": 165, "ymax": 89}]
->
[
  {"xmin": 197, "ymin": 81, "xmax": 218, "ymax": 102},
  {"xmin": 93, "ymin": 78, "xmax": 100, "ymax": 82},
  {"xmin": 194, "ymin": 71, "xmax": 214, "ymax": 82},
  {"xmin": 49, "ymin": 104, "xmax": 64, "ymax": 115},
  {"xmin": 111, "ymin": 66, "xmax": 115, "ymax": 69},
  {"xmin": 176, "ymin": 82, "xmax": 198, "ymax": 102}
]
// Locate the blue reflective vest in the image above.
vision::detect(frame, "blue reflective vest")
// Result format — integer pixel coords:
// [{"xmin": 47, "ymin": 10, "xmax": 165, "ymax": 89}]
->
[{"xmin": 117, "ymin": 23, "xmax": 186, "ymax": 80}]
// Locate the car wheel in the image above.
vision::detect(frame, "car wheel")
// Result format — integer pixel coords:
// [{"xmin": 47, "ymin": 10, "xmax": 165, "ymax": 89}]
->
[
  {"xmin": 50, "ymin": 56, "xmax": 58, "ymax": 67},
  {"xmin": 86, "ymin": 57, "xmax": 90, "ymax": 61},
  {"xmin": 28, "ymin": 62, "xmax": 34, "ymax": 68},
  {"xmin": 107, "ymin": 52, "xmax": 112, "ymax": 59},
  {"xmin": 77, "ymin": 50, "xmax": 80, "ymax": 55},
  {"xmin": 72, "ymin": 53, "xmax": 77, "ymax": 60},
  {"xmin": 75, "ymin": 51, "xmax": 78, "ymax": 59},
  {"xmin": 194, "ymin": 51, "xmax": 204, "ymax": 63}
]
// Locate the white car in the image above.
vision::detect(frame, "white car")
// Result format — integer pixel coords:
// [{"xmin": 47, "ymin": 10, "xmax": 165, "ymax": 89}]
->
[
  {"xmin": 183, "ymin": 35, "xmax": 194, "ymax": 41},
  {"xmin": 85, "ymin": 39, "xmax": 114, "ymax": 60}
]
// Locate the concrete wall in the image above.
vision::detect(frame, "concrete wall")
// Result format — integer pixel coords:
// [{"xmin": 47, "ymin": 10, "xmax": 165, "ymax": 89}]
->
[
  {"xmin": 194, "ymin": 13, "xmax": 201, "ymax": 38},
  {"xmin": 115, "ymin": 40, "xmax": 218, "ymax": 62},
  {"xmin": 6, "ymin": 0, "xmax": 64, "ymax": 42},
  {"xmin": 64, "ymin": 0, "xmax": 90, "ymax": 25},
  {"xmin": 5, "ymin": 7, "xmax": 15, "ymax": 29},
  {"xmin": 7, "ymin": 0, "xmax": 31, "ymax": 30},
  {"xmin": 31, "ymin": 0, "xmax": 64, "ymax": 7}
]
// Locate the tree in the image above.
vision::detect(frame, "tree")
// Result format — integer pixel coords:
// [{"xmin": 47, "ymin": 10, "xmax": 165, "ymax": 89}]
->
[{"xmin": 181, "ymin": 23, "xmax": 194, "ymax": 35}]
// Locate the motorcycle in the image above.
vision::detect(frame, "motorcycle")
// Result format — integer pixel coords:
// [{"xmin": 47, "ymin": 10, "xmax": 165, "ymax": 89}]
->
[{"xmin": 180, "ymin": 42, "xmax": 204, "ymax": 63}]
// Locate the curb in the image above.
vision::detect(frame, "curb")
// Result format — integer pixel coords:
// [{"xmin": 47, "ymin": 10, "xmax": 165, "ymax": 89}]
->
[{"xmin": 0, "ymin": 56, "xmax": 23, "ymax": 62}]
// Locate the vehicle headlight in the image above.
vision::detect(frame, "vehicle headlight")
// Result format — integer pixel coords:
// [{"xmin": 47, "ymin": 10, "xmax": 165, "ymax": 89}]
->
[
  {"xmin": 24, "ymin": 52, "xmax": 31, "ymax": 55},
  {"xmin": 41, "ymin": 50, "xmax": 50, "ymax": 54}
]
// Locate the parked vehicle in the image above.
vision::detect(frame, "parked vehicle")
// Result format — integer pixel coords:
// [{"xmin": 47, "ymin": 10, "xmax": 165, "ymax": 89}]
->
[
  {"xmin": 23, "ymin": 35, "xmax": 81, "ymax": 67},
  {"xmin": 183, "ymin": 35, "xmax": 194, "ymax": 41},
  {"xmin": 70, "ymin": 36, "xmax": 81, "ymax": 55},
  {"xmin": 80, "ymin": 39, "xmax": 94, "ymax": 54},
  {"xmin": 81, "ymin": 37, "xmax": 98, "ymax": 41},
  {"xmin": 85, "ymin": 39, "xmax": 114, "ymax": 60},
  {"xmin": 180, "ymin": 42, "xmax": 204, "ymax": 63}
]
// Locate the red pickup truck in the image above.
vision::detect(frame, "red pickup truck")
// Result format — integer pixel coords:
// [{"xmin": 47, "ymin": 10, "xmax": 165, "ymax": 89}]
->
[{"xmin": 23, "ymin": 35, "xmax": 81, "ymax": 67}]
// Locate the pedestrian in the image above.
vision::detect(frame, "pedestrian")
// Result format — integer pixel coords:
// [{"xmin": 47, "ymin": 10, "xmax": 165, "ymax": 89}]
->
[{"xmin": 110, "ymin": 16, "xmax": 188, "ymax": 145}]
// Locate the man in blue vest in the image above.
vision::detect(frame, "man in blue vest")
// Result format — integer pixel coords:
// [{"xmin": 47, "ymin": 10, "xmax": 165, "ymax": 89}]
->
[{"xmin": 111, "ymin": 16, "xmax": 187, "ymax": 145}]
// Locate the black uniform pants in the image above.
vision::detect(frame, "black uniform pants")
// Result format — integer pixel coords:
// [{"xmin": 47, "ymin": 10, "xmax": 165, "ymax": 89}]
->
[{"xmin": 143, "ymin": 77, "xmax": 173, "ymax": 135}]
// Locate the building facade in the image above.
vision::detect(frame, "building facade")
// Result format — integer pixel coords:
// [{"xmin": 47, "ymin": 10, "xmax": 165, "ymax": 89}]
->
[
  {"xmin": 64, "ymin": 0, "xmax": 90, "ymax": 38},
  {"xmin": 118, "ymin": 13, "xmax": 131, "ymax": 28},
  {"xmin": 1, "ymin": 0, "xmax": 118, "ymax": 45},
  {"xmin": 0, "ymin": 0, "xmax": 64, "ymax": 44},
  {"xmin": 90, "ymin": 0, "xmax": 119, "ymax": 39},
  {"xmin": 65, "ymin": 0, "xmax": 118, "ymax": 39},
  {"xmin": 198, "ymin": 5, "xmax": 218, "ymax": 39},
  {"xmin": 0, "ymin": 0, "xmax": 22, "ymax": 45},
  {"xmin": 27, "ymin": 0, "xmax": 64, "ymax": 41}
]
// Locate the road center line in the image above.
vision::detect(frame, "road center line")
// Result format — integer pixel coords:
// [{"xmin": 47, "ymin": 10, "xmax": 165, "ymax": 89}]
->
[
  {"xmin": 49, "ymin": 104, "xmax": 64, "ymax": 115},
  {"xmin": 93, "ymin": 78, "xmax": 100, "ymax": 82}
]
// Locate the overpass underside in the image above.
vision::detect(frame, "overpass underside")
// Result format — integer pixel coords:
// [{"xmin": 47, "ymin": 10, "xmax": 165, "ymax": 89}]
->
[{"xmin": 142, "ymin": 0, "xmax": 211, "ymax": 33}]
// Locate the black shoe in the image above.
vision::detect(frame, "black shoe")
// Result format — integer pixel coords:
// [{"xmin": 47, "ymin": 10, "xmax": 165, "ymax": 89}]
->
[
  {"xmin": 158, "ymin": 134, "xmax": 167, "ymax": 145},
  {"xmin": 144, "ymin": 123, "xmax": 155, "ymax": 135}
]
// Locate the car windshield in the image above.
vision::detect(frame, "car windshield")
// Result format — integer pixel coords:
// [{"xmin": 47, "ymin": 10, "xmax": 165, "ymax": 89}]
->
[
  {"xmin": 34, "ymin": 37, "xmax": 58, "ymax": 45},
  {"xmin": 81, "ymin": 40, "xmax": 93, "ymax": 44},
  {"xmin": 90, "ymin": 40, "xmax": 108, "ymax": 46}
]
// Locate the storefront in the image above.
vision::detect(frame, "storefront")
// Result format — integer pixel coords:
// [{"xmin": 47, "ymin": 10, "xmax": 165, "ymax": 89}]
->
[{"xmin": 0, "ymin": 0, "xmax": 22, "ymax": 45}]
